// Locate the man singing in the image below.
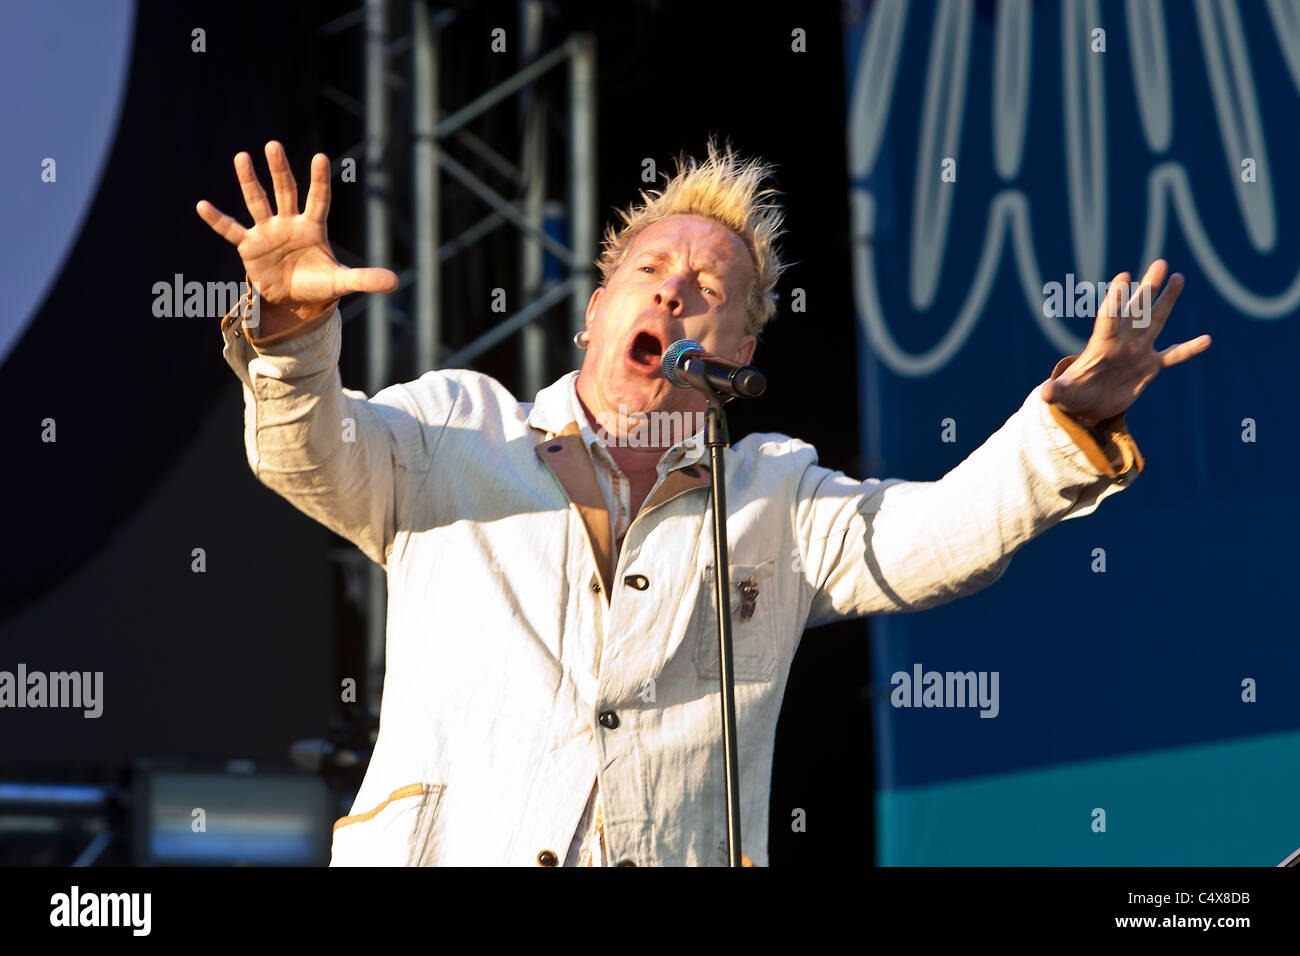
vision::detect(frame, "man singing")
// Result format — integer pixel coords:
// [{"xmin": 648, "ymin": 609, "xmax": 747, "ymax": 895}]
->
[{"xmin": 196, "ymin": 138, "xmax": 1209, "ymax": 866}]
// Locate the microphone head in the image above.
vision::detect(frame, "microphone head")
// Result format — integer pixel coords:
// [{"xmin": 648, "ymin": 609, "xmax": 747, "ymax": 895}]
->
[{"xmin": 661, "ymin": 339, "xmax": 702, "ymax": 389}]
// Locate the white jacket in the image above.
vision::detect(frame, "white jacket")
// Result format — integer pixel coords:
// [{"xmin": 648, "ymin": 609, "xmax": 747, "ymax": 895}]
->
[{"xmin": 219, "ymin": 305, "xmax": 1141, "ymax": 866}]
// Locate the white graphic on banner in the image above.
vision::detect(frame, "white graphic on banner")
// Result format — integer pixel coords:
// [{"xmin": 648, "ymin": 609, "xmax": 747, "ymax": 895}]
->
[{"xmin": 848, "ymin": 0, "xmax": 1300, "ymax": 378}]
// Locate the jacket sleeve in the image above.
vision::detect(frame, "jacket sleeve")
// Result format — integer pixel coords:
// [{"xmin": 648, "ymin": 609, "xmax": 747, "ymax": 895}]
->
[
  {"xmin": 220, "ymin": 302, "xmax": 449, "ymax": 569},
  {"xmin": 794, "ymin": 378, "xmax": 1142, "ymax": 628}
]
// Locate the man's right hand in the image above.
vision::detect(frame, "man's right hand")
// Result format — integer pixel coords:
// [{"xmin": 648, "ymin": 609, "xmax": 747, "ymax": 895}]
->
[{"xmin": 196, "ymin": 141, "xmax": 398, "ymax": 335}]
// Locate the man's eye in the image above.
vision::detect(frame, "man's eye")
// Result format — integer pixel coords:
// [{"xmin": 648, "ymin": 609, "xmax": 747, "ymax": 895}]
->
[
  {"xmin": 639, "ymin": 265, "xmax": 655, "ymax": 274},
  {"xmin": 702, "ymin": 286, "xmax": 715, "ymax": 296}
]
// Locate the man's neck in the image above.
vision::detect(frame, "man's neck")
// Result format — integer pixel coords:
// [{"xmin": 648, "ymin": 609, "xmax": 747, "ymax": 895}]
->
[
  {"xmin": 604, "ymin": 441, "xmax": 665, "ymax": 472},
  {"xmin": 606, "ymin": 444, "xmax": 662, "ymax": 521},
  {"xmin": 576, "ymin": 397, "xmax": 675, "ymax": 514},
  {"xmin": 576, "ymin": 396, "xmax": 678, "ymax": 459}
]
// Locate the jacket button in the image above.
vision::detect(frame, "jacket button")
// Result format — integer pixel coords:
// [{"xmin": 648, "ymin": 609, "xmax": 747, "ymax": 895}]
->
[
  {"xmin": 617, "ymin": 859, "xmax": 636, "ymax": 867},
  {"xmin": 598, "ymin": 710, "xmax": 620, "ymax": 729},
  {"xmin": 537, "ymin": 849, "xmax": 558, "ymax": 866},
  {"xmin": 624, "ymin": 574, "xmax": 649, "ymax": 591},
  {"xmin": 590, "ymin": 574, "xmax": 601, "ymax": 593}
]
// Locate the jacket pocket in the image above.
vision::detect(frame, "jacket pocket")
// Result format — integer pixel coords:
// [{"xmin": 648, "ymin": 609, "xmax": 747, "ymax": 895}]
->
[
  {"xmin": 330, "ymin": 782, "xmax": 446, "ymax": 866},
  {"xmin": 693, "ymin": 560, "xmax": 778, "ymax": 682}
]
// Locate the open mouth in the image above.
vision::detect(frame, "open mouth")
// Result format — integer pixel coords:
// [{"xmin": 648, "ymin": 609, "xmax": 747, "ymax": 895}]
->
[{"xmin": 627, "ymin": 331, "xmax": 664, "ymax": 370}]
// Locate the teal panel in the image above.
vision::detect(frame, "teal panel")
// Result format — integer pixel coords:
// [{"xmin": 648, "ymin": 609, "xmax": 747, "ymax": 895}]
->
[{"xmin": 877, "ymin": 729, "xmax": 1300, "ymax": 865}]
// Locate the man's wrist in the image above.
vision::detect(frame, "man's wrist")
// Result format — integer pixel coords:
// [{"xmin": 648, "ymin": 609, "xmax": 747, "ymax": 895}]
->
[
  {"xmin": 218, "ymin": 273, "xmax": 339, "ymax": 343},
  {"xmin": 1044, "ymin": 355, "xmax": 1101, "ymax": 427},
  {"xmin": 1043, "ymin": 354, "xmax": 1143, "ymax": 479},
  {"xmin": 247, "ymin": 304, "xmax": 337, "ymax": 348}
]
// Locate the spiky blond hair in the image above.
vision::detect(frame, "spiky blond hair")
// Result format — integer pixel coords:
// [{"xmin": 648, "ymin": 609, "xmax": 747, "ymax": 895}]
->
[{"xmin": 596, "ymin": 137, "xmax": 788, "ymax": 336}]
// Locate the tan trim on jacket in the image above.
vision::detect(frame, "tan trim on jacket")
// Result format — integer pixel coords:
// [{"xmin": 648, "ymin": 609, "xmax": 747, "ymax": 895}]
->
[
  {"xmin": 216, "ymin": 273, "xmax": 339, "ymax": 348},
  {"xmin": 333, "ymin": 783, "xmax": 428, "ymax": 831},
  {"xmin": 1045, "ymin": 355, "xmax": 1144, "ymax": 479},
  {"xmin": 534, "ymin": 424, "xmax": 713, "ymax": 601},
  {"xmin": 536, "ymin": 422, "xmax": 616, "ymax": 597},
  {"xmin": 247, "ymin": 303, "xmax": 338, "ymax": 349},
  {"xmin": 641, "ymin": 462, "xmax": 712, "ymax": 513}
]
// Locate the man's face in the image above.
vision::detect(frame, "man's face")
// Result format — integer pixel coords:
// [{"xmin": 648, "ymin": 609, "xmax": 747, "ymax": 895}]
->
[{"xmin": 575, "ymin": 214, "xmax": 757, "ymax": 437}]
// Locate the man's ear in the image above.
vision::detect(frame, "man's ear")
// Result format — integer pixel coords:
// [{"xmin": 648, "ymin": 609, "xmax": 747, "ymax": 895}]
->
[
  {"xmin": 737, "ymin": 333, "xmax": 757, "ymax": 366},
  {"xmin": 585, "ymin": 286, "xmax": 603, "ymax": 328}
]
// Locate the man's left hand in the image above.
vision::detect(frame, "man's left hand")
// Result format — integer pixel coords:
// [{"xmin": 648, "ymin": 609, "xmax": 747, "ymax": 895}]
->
[{"xmin": 1041, "ymin": 260, "xmax": 1211, "ymax": 426}]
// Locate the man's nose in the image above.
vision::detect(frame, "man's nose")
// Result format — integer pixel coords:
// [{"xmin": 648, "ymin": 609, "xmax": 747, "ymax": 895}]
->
[{"xmin": 653, "ymin": 276, "xmax": 686, "ymax": 313}]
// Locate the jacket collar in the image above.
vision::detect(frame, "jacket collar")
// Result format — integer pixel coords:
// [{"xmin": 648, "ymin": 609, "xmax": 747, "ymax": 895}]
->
[
  {"xmin": 526, "ymin": 371, "xmax": 710, "ymax": 468},
  {"xmin": 525, "ymin": 370, "xmax": 584, "ymax": 439},
  {"xmin": 528, "ymin": 371, "xmax": 713, "ymax": 597}
]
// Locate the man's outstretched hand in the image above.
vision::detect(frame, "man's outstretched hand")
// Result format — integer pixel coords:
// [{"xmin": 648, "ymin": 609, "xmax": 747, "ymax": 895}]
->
[
  {"xmin": 196, "ymin": 141, "xmax": 398, "ymax": 331},
  {"xmin": 1041, "ymin": 260, "xmax": 1210, "ymax": 426}
]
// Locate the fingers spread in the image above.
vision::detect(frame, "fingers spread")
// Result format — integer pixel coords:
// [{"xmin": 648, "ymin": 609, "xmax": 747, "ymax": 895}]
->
[
  {"xmin": 1094, "ymin": 271, "xmax": 1130, "ymax": 340},
  {"xmin": 265, "ymin": 141, "xmax": 299, "ymax": 217},
  {"xmin": 1144, "ymin": 271, "xmax": 1185, "ymax": 341},
  {"xmin": 195, "ymin": 200, "xmax": 247, "ymax": 245},
  {"xmin": 234, "ymin": 152, "xmax": 273, "ymax": 224},
  {"xmin": 303, "ymin": 153, "xmax": 332, "ymax": 223},
  {"xmin": 1159, "ymin": 334, "xmax": 1212, "ymax": 368},
  {"xmin": 1133, "ymin": 260, "xmax": 1168, "ymax": 306},
  {"xmin": 1140, "ymin": 259, "xmax": 1168, "ymax": 284},
  {"xmin": 1121, "ymin": 260, "xmax": 1165, "ymax": 334}
]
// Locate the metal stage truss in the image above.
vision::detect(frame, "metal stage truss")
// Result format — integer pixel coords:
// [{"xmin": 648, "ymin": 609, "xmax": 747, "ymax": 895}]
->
[{"xmin": 318, "ymin": 1, "xmax": 597, "ymax": 713}]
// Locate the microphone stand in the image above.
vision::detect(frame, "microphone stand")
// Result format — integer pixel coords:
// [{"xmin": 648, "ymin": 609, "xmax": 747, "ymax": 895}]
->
[{"xmin": 702, "ymin": 381, "xmax": 744, "ymax": 867}]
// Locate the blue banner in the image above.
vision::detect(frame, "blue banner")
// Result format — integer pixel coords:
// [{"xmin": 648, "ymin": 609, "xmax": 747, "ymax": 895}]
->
[{"xmin": 845, "ymin": 0, "xmax": 1300, "ymax": 864}]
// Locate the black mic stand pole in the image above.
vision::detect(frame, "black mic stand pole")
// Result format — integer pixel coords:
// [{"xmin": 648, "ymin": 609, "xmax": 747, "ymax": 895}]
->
[{"xmin": 702, "ymin": 381, "xmax": 744, "ymax": 867}]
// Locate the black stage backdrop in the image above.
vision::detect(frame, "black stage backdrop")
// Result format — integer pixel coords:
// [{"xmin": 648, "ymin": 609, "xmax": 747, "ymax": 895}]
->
[{"xmin": 0, "ymin": 0, "xmax": 869, "ymax": 866}]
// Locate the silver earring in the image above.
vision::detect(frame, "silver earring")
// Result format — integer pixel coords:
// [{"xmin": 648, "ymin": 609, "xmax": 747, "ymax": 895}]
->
[{"xmin": 573, "ymin": 330, "xmax": 590, "ymax": 349}]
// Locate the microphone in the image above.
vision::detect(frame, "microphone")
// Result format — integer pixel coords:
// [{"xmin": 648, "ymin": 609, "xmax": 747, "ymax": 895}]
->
[{"xmin": 662, "ymin": 339, "xmax": 767, "ymax": 398}]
